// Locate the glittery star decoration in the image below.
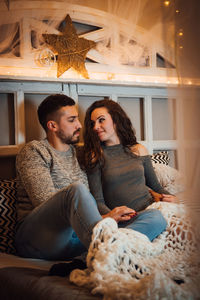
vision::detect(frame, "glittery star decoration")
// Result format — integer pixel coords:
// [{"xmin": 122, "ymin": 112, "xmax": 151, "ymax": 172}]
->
[{"xmin": 42, "ymin": 14, "xmax": 96, "ymax": 78}]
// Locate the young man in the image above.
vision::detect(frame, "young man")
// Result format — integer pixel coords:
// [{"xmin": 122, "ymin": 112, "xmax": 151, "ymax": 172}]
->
[{"xmin": 15, "ymin": 94, "xmax": 104, "ymax": 261}]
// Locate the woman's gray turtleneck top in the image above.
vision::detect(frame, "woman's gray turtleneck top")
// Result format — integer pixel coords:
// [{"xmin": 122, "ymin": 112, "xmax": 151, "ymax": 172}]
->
[{"xmin": 87, "ymin": 144, "xmax": 170, "ymax": 214}]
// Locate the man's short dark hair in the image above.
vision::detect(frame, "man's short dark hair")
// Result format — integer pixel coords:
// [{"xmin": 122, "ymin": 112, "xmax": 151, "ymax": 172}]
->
[{"xmin": 37, "ymin": 94, "xmax": 76, "ymax": 131}]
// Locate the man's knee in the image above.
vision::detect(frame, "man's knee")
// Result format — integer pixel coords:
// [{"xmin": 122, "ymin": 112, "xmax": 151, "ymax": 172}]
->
[
  {"xmin": 62, "ymin": 182, "xmax": 92, "ymax": 210},
  {"xmin": 67, "ymin": 182, "xmax": 89, "ymax": 198}
]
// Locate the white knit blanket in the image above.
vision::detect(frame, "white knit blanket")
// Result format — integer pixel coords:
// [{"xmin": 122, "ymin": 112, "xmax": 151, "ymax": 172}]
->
[{"xmin": 70, "ymin": 202, "xmax": 200, "ymax": 299}]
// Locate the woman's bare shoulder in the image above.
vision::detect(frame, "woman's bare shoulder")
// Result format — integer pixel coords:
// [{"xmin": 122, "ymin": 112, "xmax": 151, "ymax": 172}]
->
[{"xmin": 130, "ymin": 144, "xmax": 149, "ymax": 156}]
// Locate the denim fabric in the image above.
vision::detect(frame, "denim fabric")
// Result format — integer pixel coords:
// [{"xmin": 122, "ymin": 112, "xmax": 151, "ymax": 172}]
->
[
  {"xmin": 15, "ymin": 182, "xmax": 167, "ymax": 260},
  {"xmin": 15, "ymin": 182, "xmax": 102, "ymax": 260},
  {"xmin": 119, "ymin": 209, "xmax": 167, "ymax": 241}
]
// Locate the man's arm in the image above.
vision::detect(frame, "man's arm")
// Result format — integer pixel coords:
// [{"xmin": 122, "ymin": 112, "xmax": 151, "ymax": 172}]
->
[{"xmin": 16, "ymin": 142, "xmax": 57, "ymax": 208}]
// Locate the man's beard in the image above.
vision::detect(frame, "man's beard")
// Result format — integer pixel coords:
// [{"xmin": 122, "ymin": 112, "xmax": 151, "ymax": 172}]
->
[{"xmin": 56, "ymin": 129, "xmax": 80, "ymax": 145}]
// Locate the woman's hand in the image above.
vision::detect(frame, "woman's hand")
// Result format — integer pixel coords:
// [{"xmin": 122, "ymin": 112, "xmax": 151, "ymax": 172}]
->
[
  {"xmin": 102, "ymin": 206, "xmax": 137, "ymax": 223},
  {"xmin": 161, "ymin": 194, "xmax": 179, "ymax": 203},
  {"xmin": 149, "ymin": 189, "xmax": 163, "ymax": 202},
  {"xmin": 149, "ymin": 189, "xmax": 179, "ymax": 203}
]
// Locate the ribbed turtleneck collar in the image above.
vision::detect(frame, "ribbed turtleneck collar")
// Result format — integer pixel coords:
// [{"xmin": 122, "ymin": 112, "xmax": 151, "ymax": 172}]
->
[{"xmin": 102, "ymin": 143, "xmax": 123, "ymax": 152}]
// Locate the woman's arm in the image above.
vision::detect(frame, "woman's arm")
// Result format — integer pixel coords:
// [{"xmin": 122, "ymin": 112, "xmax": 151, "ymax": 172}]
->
[
  {"xmin": 102, "ymin": 206, "xmax": 137, "ymax": 222},
  {"xmin": 87, "ymin": 164, "xmax": 111, "ymax": 215},
  {"xmin": 149, "ymin": 189, "xmax": 178, "ymax": 203},
  {"xmin": 131, "ymin": 144, "xmax": 178, "ymax": 203}
]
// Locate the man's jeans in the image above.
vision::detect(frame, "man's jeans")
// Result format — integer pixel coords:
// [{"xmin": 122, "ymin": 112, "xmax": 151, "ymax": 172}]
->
[{"xmin": 15, "ymin": 182, "xmax": 167, "ymax": 260}]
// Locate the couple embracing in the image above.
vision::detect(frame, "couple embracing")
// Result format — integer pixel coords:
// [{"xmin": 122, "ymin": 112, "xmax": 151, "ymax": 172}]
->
[{"xmin": 15, "ymin": 94, "xmax": 177, "ymax": 266}]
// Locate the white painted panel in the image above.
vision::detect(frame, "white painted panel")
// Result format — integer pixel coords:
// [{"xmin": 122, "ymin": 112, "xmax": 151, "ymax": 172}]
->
[
  {"xmin": 143, "ymin": 95, "xmax": 153, "ymax": 153},
  {"xmin": 24, "ymin": 94, "xmax": 47, "ymax": 142},
  {"xmin": 78, "ymin": 84, "xmax": 168, "ymax": 97},
  {"xmin": 0, "ymin": 93, "xmax": 15, "ymax": 145},
  {"xmin": 118, "ymin": 97, "xmax": 144, "ymax": 141},
  {"xmin": 0, "ymin": 81, "xmax": 21, "ymax": 92},
  {"xmin": 21, "ymin": 82, "xmax": 63, "ymax": 93},
  {"xmin": 0, "ymin": 81, "xmax": 63, "ymax": 93},
  {"xmin": 152, "ymin": 140, "xmax": 177, "ymax": 149},
  {"xmin": 152, "ymin": 98, "xmax": 176, "ymax": 140},
  {"xmin": 15, "ymin": 90, "xmax": 25, "ymax": 145}
]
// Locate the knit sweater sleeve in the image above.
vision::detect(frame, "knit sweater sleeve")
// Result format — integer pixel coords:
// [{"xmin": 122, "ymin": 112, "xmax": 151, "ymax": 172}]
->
[
  {"xmin": 87, "ymin": 164, "xmax": 111, "ymax": 215},
  {"xmin": 16, "ymin": 141, "xmax": 56, "ymax": 208},
  {"xmin": 142, "ymin": 155, "xmax": 171, "ymax": 195}
]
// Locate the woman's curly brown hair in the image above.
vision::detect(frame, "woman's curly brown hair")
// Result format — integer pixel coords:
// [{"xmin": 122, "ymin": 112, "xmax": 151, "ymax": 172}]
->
[{"xmin": 82, "ymin": 99, "xmax": 138, "ymax": 169}]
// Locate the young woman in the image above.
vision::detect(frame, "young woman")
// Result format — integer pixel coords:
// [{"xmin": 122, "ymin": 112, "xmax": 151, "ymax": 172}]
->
[{"xmin": 82, "ymin": 99, "xmax": 177, "ymax": 241}]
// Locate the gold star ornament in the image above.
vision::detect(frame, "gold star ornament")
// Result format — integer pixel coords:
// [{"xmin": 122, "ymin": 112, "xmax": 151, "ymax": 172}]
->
[{"xmin": 42, "ymin": 15, "xmax": 96, "ymax": 78}]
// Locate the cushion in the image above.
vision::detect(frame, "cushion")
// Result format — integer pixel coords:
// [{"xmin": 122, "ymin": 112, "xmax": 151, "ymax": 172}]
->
[
  {"xmin": 151, "ymin": 151, "xmax": 170, "ymax": 165},
  {"xmin": 0, "ymin": 179, "xmax": 17, "ymax": 254},
  {"xmin": 152, "ymin": 162, "xmax": 184, "ymax": 195}
]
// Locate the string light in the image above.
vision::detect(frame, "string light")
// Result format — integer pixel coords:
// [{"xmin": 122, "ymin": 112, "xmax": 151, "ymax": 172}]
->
[
  {"xmin": 38, "ymin": 48, "xmax": 56, "ymax": 67},
  {"xmin": 107, "ymin": 73, "xmax": 115, "ymax": 80},
  {"xmin": 177, "ymin": 28, "xmax": 183, "ymax": 51},
  {"xmin": 164, "ymin": 1, "xmax": 170, "ymax": 7}
]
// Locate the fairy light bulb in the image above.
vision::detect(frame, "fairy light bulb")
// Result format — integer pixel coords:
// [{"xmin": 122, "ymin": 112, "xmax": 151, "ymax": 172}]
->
[
  {"xmin": 39, "ymin": 48, "xmax": 56, "ymax": 67},
  {"xmin": 164, "ymin": 1, "xmax": 170, "ymax": 7}
]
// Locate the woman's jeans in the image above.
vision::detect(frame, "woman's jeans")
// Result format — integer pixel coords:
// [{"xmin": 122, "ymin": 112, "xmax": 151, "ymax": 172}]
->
[
  {"xmin": 15, "ymin": 182, "xmax": 167, "ymax": 260},
  {"xmin": 119, "ymin": 209, "xmax": 167, "ymax": 242}
]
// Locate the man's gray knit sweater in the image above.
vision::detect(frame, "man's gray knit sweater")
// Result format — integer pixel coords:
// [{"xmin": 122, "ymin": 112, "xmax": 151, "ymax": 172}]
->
[{"xmin": 16, "ymin": 139, "xmax": 89, "ymax": 222}]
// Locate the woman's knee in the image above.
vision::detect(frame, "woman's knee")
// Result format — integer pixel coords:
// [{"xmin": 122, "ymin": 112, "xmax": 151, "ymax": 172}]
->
[{"xmin": 147, "ymin": 209, "xmax": 167, "ymax": 229}]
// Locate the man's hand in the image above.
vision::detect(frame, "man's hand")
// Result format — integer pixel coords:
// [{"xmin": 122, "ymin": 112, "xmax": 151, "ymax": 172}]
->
[{"xmin": 102, "ymin": 206, "xmax": 137, "ymax": 223}]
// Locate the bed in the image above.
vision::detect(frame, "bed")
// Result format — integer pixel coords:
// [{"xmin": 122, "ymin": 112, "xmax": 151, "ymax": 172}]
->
[{"xmin": 1, "ymin": 153, "xmax": 198, "ymax": 300}]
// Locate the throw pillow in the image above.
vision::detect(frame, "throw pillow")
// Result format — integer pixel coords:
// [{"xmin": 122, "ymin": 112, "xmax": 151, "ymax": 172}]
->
[
  {"xmin": 152, "ymin": 162, "xmax": 184, "ymax": 195},
  {"xmin": 0, "ymin": 179, "xmax": 17, "ymax": 254},
  {"xmin": 151, "ymin": 151, "xmax": 170, "ymax": 165}
]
